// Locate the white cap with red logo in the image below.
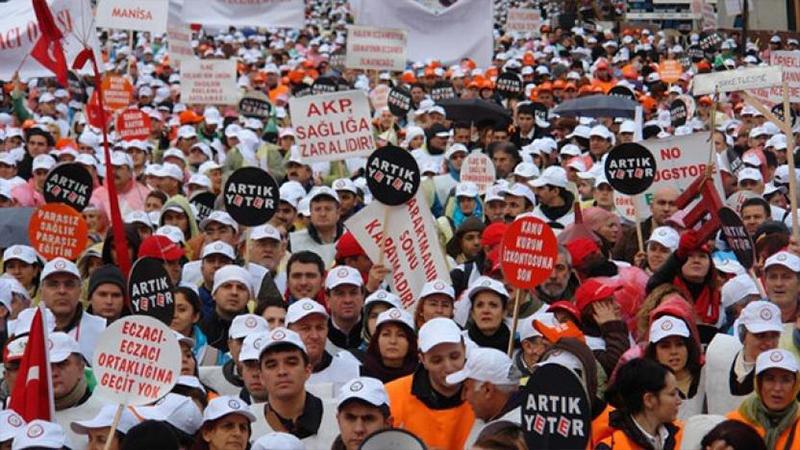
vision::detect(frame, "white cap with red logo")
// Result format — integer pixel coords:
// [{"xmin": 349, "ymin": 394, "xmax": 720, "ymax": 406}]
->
[
  {"xmin": 756, "ymin": 349, "xmax": 799, "ymax": 376},
  {"xmin": 12, "ymin": 420, "xmax": 66, "ymax": 450}
]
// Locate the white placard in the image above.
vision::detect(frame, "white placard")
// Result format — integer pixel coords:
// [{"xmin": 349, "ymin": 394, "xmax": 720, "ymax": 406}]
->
[
  {"xmin": 345, "ymin": 25, "xmax": 407, "ymax": 72},
  {"xmin": 345, "ymin": 190, "xmax": 451, "ymax": 310},
  {"xmin": 506, "ymin": 8, "xmax": 542, "ymax": 33},
  {"xmin": 352, "ymin": 0, "xmax": 493, "ymax": 68},
  {"xmin": 180, "ymin": 0, "xmax": 304, "ymax": 29},
  {"xmin": 0, "ymin": 0, "xmax": 102, "ymax": 81},
  {"xmin": 96, "ymin": 0, "xmax": 169, "ymax": 34},
  {"xmin": 639, "ymin": 132, "xmax": 724, "ymax": 205},
  {"xmin": 692, "ymin": 66, "xmax": 783, "ymax": 95},
  {"xmin": 289, "ymin": 90, "xmax": 375, "ymax": 163},
  {"xmin": 180, "ymin": 59, "xmax": 239, "ymax": 105},
  {"xmin": 460, "ymin": 151, "xmax": 496, "ymax": 195},
  {"xmin": 747, "ymin": 51, "xmax": 800, "ymax": 105},
  {"xmin": 93, "ymin": 316, "xmax": 181, "ymax": 406}
]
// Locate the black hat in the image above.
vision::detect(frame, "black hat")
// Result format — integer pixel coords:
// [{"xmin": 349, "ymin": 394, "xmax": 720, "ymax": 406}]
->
[{"xmin": 88, "ymin": 265, "xmax": 126, "ymax": 299}]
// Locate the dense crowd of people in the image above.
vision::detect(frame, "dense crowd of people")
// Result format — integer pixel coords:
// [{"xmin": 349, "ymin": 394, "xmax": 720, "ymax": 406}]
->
[{"xmin": 2, "ymin": 1, "xmax": 800, "ymax": 449}]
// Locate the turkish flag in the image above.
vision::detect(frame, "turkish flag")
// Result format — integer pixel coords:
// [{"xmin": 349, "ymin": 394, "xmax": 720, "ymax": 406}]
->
[
  {"xmin": 9, "ymin": 306, "xmax": 55, "ymax": 422},
  {"xmin": 31, "ymin": 35, "xmax": 69, "ymax": 88}
]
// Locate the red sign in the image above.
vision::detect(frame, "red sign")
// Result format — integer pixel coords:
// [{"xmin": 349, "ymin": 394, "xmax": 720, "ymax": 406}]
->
[
  {"xmin": 101, "ymin": 74, "xmax": 134, "ymax": 111},
  {"xmin": 658, "ymin": 60, "xmax": 683, "ymax": 84},
  {"xmin": 500, "ymin": 216, "xmax": 557, "ymax": 289},
  {"xmin": 116, "ymin": 108, "xmax": 152, "ymax": 141},
  {"xmin": 28, "ymin": 203, "xmax": 89, "ymax": 261}
]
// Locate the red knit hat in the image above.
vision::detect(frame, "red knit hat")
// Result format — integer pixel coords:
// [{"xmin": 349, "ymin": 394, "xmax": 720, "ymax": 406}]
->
[{"xmin": 335, "ymin": 232, "xmax": 366, "ymax": 261}]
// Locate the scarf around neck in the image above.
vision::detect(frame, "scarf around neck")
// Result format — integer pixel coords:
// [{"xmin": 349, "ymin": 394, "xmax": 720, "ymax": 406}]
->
[{"xmin": 739, "ymin": 393, "xmax": 799, "ymax": 450}]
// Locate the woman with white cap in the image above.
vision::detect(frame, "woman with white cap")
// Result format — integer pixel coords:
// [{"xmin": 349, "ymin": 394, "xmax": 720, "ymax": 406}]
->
[
  {"xmin": 195, "ymin": 395, "xmax": 255, "ymax": 450},
  {"xmin": 362, "ymin": 307, "xmax": 418, "ymax": 383},
  {"xmin": 643, "ymin": 315, "xmax": 706, "ymax": 420},
  {"xmin": 70, "ymin": 404, "xmax": 139, "ymax": 450},
  {"xmin": 2, "ymin": 245, "xmax": 42, "ymax": 303},
  {"xmin": 465, "ymin": 276, "xmax": 512, "ymax": 352},
  {"xmin": 726, "ymin": 349, "xmax": 800, "ymax": 450}
]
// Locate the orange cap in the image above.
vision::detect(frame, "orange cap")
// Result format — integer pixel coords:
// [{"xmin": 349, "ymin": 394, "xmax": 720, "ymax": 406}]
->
[
  {"xmin": 401, "ymin": 71, "xmax": 417, "ymax": 84},
  {"xmin": 538, "ymin": 82, "xmax": 553, "ymax": 92},
  {"xmin": 553, "ymin": 79, "xmax": 566, "ymax": 89},
  {"xmin": 56, "ymin": 138, "xmax": 77, "ymax": 150},
  {"xmin": 179, "ymin": 110, "xmax": 202, "ymax": 125},
  {"xmin": 523, "ymin": 51, "xmax": 535, "ymax": 67},
  {"xmin": 485, "ymin": 66, "xmax": 499, "ymax": 79},
  {"xmin": 480, "ymin": 79, "xmax": 494, "ymax": 90},
  {"xmin": 639, "ymin": 95, "xmax": 657, "ymax": 112},
  {"xmin": 288, "ymin": 69, "xmax": 305, "ymax": 84},
  {"xmin": 252, "ymin": 72, "xmax": 267, "ymax": 82},
  {"xmin": 565, "ymin": 82, "xmax": 577, "ymax": 91},
  {"xmin": 698, "ymin": 96, "xmax": 713, "ymax": 106}
]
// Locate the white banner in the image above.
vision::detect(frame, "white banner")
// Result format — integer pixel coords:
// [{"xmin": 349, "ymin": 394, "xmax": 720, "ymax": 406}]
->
[
  {"xmin": 96, "ymin": 0, "xmax": 169, "ymax": 34},
  {"xmin": 289, "ymin": 90, "xmax": 375, "ymax": 163},
  {"xmin": 345, "ymin": 190, "xmax": 451, "ymax": 310},
  {"xmin": 506, "ymin": 8, "xmax": 542, "ymax": 33},
  {"xmin": 0, "ymin": 0, "xmax": 102, "ymax": 81},
  {"xmin": 167, "ymin": 0, "xmax": 193, "ymax": 67},
  {"xmin": 351, "ymin": 0, "xmax": 493, "ymax": 68},
  {"xmin": 180, "ymin": 0, "xmax": 304, "ymax": 29},
  {"xmin": 693, "ymin": 65, "xmax": 782, "ymax": 95},
  {"xmin": 639, "ymin": 132, "xmax": 724, "ymax": 205},
  {"xmin": 345, "ymin": 25, "xmax": 407, "ymax": 72},
  {"xmin": 748, "ymin": 51, "xmax": 800, "ymax": 105},
  {"xmin": 179, "ymin": 59, "xmax": 239, "ymax": 105}
]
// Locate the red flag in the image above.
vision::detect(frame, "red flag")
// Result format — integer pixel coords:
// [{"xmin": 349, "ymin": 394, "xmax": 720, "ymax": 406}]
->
[
  {"xmin": 30, "ymin": 35, "xmax": 68, "ymax": 87},
  {"xmin": 9, "ymin": 306, "xmax": 55, "ymax": 421},
  {"xmin": 33, "ymin": 0, "xmax": 64, "ymax": 41}
]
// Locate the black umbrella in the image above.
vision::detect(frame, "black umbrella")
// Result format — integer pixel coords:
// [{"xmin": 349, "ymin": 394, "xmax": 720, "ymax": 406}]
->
[
  {"xmin": 0, "ymin": 207, "xmax": 34, "ymax": 249},
  {"xmin": 436, "ymin": 98, "xmax": 512, "ymax": 126},
  {"xmin": 552, "ymin": 94, "xmax": 639, "ymax": 119}
]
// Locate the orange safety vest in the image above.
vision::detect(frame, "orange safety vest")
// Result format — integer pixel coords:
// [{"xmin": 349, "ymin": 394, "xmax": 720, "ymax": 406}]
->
[
  {"xmin": 385, "ymin": 374, "xmax": 475, "ymax": 450},
  {"xmin": 596, "ymin": 421, "xmax": 682, "ymax": 450},
  {"xmin": 726, "ymin": 410, "xmax": 800, "ymax": 450},
  {"xmin": 591, "ymin": 404, "xmax": 615, "ymax": 448}
]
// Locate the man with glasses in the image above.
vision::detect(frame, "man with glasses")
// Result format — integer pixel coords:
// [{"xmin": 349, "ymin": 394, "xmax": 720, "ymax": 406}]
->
[{"xmin": 40, "ymin": 258, "xmax": 106, "ymax": 362}]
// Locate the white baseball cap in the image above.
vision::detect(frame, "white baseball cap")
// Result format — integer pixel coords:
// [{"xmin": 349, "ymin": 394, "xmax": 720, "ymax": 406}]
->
[
  {"xmin": 647, "ymin": 226, "xmax": 680, "ymax": 252},
  {"xmin": 163, "ymin": 148, "xmax": 187, "ymax": 164},
  {"xmin": 337, "ymin": 377, "xmax": 390, "ymax": 410},
  {"xmin": 177, "ymin": 125, "xmax": 198, "ymax": 139},
  {"xmin": 200, "ymin": 210, "xmax": 239, "ymax": 233},
  {"xmin": 445, "ymin": 347, "xmax": 516, "ymax": 386},
  {"xmin": 737, "ymin": 167, "xmax": 763, "ymax": 184},
  {"xmin": 229, "ymin": 314, "xmax": 269, "ymax": 340},
  {"xmin": 309, "ymin": 185, "xmax": 340, "ymax": 204},
  {"xmin": 467, "ymin": 276, "xmax": 509, "ymax": 302},
  {"xmin": 160, "ymin": 162, "xmax": 184, "ymax": 181},
  {"xmin": 202, "ymin": 396, "xmax": 256, "ymax": 424},
  {"xmin": 721, "ymin": 274, "xmax": 760, "ymax": 309},
  {"xmin": 239, "ymin": 332, "xmax": 270, "ymax": 362},
  {"xmin": 765, "ymin": 251, "xmax": 800, "ymax": 272},
  {"xmin": 589, "ymin": 125, "xmax": 612, "ymax": 140},
  {"xmin": 9, "ymin": 307, "xmax": 56, "ymax": 337},
  {"xmin": 198, "ymin": 160, "xmax": 222, "ymax": 175},
  {"xmin": 286, "ymin": 298, "xmax": 329, "ymax": 325},
  {"xmin": 3, "ymin": 245, "xmax": 39, "ymax": 265},
  {"xmin": 172, "ymin": 330, "xmax": 195, "ymax": 348},
  {"xmin": 258, "ymin": 327, "xmax": 308, "ymax": 358},
  {"xmin": 71, "ymin": 404, "xmax": 139, "ymax": 435},
  {"xmin": 530, "ymin": 166, "xmax": 567, "ymax": 188},
  {"xmin": 212, "ymin": 265, "xmax": 252, "ymax": 296},
  {"xmin": 375, "ymin": 307, "xmax": 414, "ymax": 331},
  {"xmin": 201, "ymin": 241, "xmax": 236, "ymax": 261},
  {"xmin": 560, "ymin": 144, "xmax": 582, "ymax": 158},
  {"xmin": 252, "ymin": 433, "xmax": 305, "ymax": 450},
  {"xmin": 365, "ymin": 290, "xmax": 402, "ymax": 310},
  {"xmin": 12, "ymin": 420, "xmax": 66, "ymax": 450},
  {"xmin": 332, "ymin": 178, "xmax": 358, "ymax": 194},
  {"xmin": 0, "ymin": 410, "xmax": 24, "ymax": 442},
  {"xmin": 32, "ymin": 154, "xmax": 55, "ymax": 172},
  {"xmin": 124, "ymin": 210, "xmax": 153, "ymax": 228},
  {"xmin": 445, "ymin": 143, "xmax": 469, "ymax": 160},
  {"xmin": 188, "ymin": 173, "xmax": 211, "ymax": 189},
  {"xmin": 250, "ymin": 223, "xmax": 282, "ymax": 241},
  {"xmin": 419, "ymin": 279, "xmax": 455, "ymax": 300},
  {"xmin": 756, "ymin": 349, "xmax": 799, "ymax": 376},
  {"xmin": 41, "ymin": 257, "xmax": 80, "ymax": 280},
  {"xmin": 156, "ymin": 225, "xmax": 185, "ymax": 244},
  {"xmin": 325, "ymin": 265, "xmax": 363, "ymax": 290},
  {"xmin": 738, "ymin": 300, "xmax": 783, "ymax": 334},
  {"xmin": 513, "ymin": 162, "xmax": 540, "ymax": 179},
  {"xmin": 619, "ymin": 120, "xmax": 636, "ymax": 134},
  {"xmin": 418, "ymin": 317, "xmax": 462, "ymax": 352},
  {"xmin": 279, "ymin": 181, "xmax": 306, "ymax": 208},
  {"xmin": 48, "ymin": 332, "xmax": 81, "ymax": 363},
  {"xmin": 455, "ymin": 181, "xmax": 479, "ymax": 198},
  {"xmin": 506, "ymin": 182, "xmax": 537, "ymax": 205},
  {"xmin": 109, "ymin": 150, "xmax": 133, "ymax": 169},
  {"xmin": 713, "ymin": 256, "xmax": 746, "ymax": 275},
  {"xmin": 648, "ymin": 316, "xmax": 691, "ymax": 344}
]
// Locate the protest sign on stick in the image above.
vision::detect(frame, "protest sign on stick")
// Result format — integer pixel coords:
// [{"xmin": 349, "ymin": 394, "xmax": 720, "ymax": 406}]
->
[
  {"xmin": 345, "ymin": 25, "xmax": 407, "ymax": 72},
  {"xmin": 43, "ymin": 163, "xmax": 93, "ymax": 212},
  {"xmin": 128, "ymin": 257, "xmax": 176, "ymax": 325},
  {"xmin": 28, "ymin": 203, "xmax": 88, "ymax": 261},
  {"xmin": 180, "ymin": 59, "xmax": 238, "ymax": 105},
  {"xmin": 604, "ymin": 143, "xmax": 657, "ymax": 253},
  {"xmin": 223, "ymin": 167, "xmax": 279, "ymax": 227},
  {"xmin": 500, "ymin": 216, "xmax": 557, "ymax": 355}
]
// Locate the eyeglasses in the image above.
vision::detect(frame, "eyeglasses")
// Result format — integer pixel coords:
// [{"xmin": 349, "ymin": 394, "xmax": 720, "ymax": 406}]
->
[{"xmin": 43, "ymin": 279, "xmax": 80, "ymax": 289}]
